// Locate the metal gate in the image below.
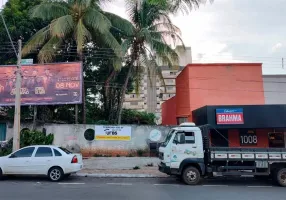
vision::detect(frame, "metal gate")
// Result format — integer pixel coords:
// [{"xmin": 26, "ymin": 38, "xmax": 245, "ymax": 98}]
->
[{"xmin": 0, "ymin": 123, "xmax": 6, "ymax": 141}]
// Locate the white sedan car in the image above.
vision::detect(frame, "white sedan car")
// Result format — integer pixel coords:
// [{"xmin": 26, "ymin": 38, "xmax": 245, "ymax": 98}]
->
[{"xmin": 0, "ymin": 145, "xmax": 83, "ymax": 181}]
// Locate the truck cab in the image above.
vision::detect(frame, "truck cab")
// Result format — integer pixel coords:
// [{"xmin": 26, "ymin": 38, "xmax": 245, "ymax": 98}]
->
[
  {"xmin": 158, "ymin": 122, "xmax": 286, "ymax": 186},
  {"xmin": 158, "ymin": 122, "xmax": 206, "ymax": 184}
]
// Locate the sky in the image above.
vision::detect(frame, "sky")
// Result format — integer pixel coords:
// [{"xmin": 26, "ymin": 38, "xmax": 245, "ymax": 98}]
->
[{"xmin": 1, "ymin": 0, "xmax": 286, "ymax": 74}]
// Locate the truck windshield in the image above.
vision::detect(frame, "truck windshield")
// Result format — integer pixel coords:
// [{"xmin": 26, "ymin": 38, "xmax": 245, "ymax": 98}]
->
[{"xmin": 161, "ymin": 130, "xmax": 175, "ymax": 147}]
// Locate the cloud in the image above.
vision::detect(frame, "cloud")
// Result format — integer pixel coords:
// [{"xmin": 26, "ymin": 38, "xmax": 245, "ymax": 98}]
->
[{"xmin": 271, "ymin": 43, "xmax": 283, "ymax": 53}]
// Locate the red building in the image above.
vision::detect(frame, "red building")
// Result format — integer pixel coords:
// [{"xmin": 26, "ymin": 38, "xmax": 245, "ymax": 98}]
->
[{"xmin": 162, "ymin": 63, "xmax": 286, "ymax": 148}]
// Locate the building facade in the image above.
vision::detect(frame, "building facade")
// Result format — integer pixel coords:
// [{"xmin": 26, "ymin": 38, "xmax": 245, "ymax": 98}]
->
[
  {"xmin": 123, "ymin": 46, "xmax": 192, "ymax": 124},
  {"xmin": 161, "ymin": 62, "xmax": 286, "ymax": 148}
]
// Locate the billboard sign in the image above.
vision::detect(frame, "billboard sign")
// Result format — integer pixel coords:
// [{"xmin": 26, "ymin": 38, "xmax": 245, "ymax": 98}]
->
[
  {"xmin": 216, "ymin": 108, "xmax": 244, "ymax": 125},
  {"xmin": 0, "ymin": 62, "xmax": 82, "ymax": 106},
  {"xmin": 94, "ymin": 126, "xmax": 131, "ymax": 141}
]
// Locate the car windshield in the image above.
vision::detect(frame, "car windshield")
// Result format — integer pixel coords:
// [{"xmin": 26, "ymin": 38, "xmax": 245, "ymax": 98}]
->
[
  {"xmin": 161, "ymin": 130, "xmax": 175, "ymax": 147},
  {"xmin": 59, "ymin": 147, "xmax": 72, "ymax": 154}
]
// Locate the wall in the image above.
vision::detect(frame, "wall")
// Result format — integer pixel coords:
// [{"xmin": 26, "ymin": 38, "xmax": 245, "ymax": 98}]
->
[
  {"xmin": 176, "ymin": 66, "xmax": 191, "ymax": 118},
  {"xmin": 161, "ymin": 96, "xmax": 177, "ymax": 125},
  {"xmin": 228, "ymin": 129, "xmax": 270, "ymax": 148},
  {"xmin": 5, "ymin": 123, "xmax": 173, "ymax": 156},
  {"xmin": 263, "ymin": 75, "xmax": 286, "ymax": 104},
  {"xmin": 174, "ymin": 63, "xmax": 265, "ymax": 122}
]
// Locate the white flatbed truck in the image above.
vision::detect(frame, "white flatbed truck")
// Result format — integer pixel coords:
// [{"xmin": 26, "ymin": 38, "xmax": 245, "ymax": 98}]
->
[{"xmin": 158, "ymin": 123, "xmax": 286, "ymax": 186}]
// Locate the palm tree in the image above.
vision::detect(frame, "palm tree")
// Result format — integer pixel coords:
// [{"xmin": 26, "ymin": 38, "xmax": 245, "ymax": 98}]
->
[
  {"xmin": 106, "ymin": 0, "xmax": 184, "ymax": 124},
  {"xmin": 147, "ymin": 0, "xmax": 214, "ymax": 14},
  {"xmin": 22, "ymin": 0, "xmax": 126, "ymax": 124}
]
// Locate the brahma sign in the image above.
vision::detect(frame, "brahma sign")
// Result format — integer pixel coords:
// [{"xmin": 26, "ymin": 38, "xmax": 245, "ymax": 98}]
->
[
  {"xmin": 216, "ymin": 108, "xmax": 244, "ymax": 125},
  {"xmin": 0, "ymin": 62, "xmax": 82, "ymax": 106}
]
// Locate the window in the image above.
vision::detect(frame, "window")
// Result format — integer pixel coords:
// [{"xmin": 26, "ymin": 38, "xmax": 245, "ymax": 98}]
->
[
  {"xmin": 174, "ymin": 132, "xmax": 185, "ymax": 144},
  {"xmin": 177, "ymin": 117, "xmax": 188, "ymax": 125},
  {"xmin": 131, "ymin": 102, "xmax": 138, "ymax": 105},
  {"xmin": 12, "ymin": 147, "xmax": 35, "ymax": 158},
  {"xmin": 53, "ymin": 149, "xmax": 62, "ymax": 157},
  {"xmin": 174, "ymin": 132, "xmax": 195, "ymax": 144},
  {"xmin": 35, "ymin": 147, "xmax": 53, "ymax": 157},
  {"xmin": 59, "ymin": 147, "xmax": 72, "ymax": 154},
  {"xmin": 185, "ymin": 132, "xmax": 195, "ymax": 144}
]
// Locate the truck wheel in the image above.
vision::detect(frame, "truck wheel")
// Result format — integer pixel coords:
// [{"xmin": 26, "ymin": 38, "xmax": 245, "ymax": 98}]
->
[
  {"xmin": 276, "ymin": 168, "xmax": 286, "ymax": 187},
  {"xmin": 182, "ymin": 166, "xmax": 201, "ymax": 185}
]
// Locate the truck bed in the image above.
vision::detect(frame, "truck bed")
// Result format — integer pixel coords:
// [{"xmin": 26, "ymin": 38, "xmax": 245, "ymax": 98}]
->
[{"xmin": 208, "ymin": 147, "xmax": 286, "ymax": 162}]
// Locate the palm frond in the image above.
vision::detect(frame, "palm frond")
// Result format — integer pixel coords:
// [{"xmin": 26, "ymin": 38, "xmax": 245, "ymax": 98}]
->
[
  {"xmin": 170, "ymin": 0, "xmax": 213, "ymax": 14},
  {"xmin": 75, "ymin": 18, "xmax": 92, "ymax": 54},
  {"xmin": 151, "ymin": 39, "xmax": 179, "ymax": 68},
  {"xmin": 30, "ymin": 2, "xmax": 70, "ymax": 21},
  {"xmin": 38, "ymin": 37, "xmax": 63, "ymax": 63},
  {"xmin": 141, "ymin": 48, "xmax": 166, "ymax": 90},
  {"xmin": 83, "ymin": 7, "xmax": 111, "ymax": 34},
  {"xmin": 22, "ymin": 26, "xmax": 50, "ymax": 57},
  {"xmin": 104, "ymin": 12, "xmax": 135, "ymax": 36},
  {"xmin": 98, "ymin": 31, "xmax": 123, "ymax": 57},
  {"xmin": 50, "ymin": 15, "xmax": 74, "ymax": 38},
  {"xmin": 121, "ymin": 38, "xmax": 133, "ymax": 55}
]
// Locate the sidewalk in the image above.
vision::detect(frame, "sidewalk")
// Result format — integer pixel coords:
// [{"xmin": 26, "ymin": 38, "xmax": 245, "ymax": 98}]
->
[{"xmin": 77, "ymin": 157, "xmax": 168, "ymax": 178}]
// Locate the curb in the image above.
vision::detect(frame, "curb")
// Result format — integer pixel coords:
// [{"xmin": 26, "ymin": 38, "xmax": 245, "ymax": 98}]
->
[{"xmin": 74, "ymin": 173, "xmax": 166, "ymax": 178}]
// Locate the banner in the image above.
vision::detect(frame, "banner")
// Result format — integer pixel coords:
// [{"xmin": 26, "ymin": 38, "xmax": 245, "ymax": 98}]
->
[
  {"xmin": 0, "ymin": 62, "xmax": 82, "ymax": 106},
  {"xmin": 216, "ymin": 108, "xmax": 244, "ymax": 125},
  {"xmin": 95, "ymin": 126, "xmax": 132, "ymax": 141}
]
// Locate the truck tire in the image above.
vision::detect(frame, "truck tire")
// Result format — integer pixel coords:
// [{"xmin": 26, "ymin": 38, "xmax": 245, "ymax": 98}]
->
[
  {"xmin": 276, "ymin": 168, "xmax": 286, "ymax": 187},
  {"xmin": 182, "ymin": 166, "xmax": 201, "ymax": 185}
]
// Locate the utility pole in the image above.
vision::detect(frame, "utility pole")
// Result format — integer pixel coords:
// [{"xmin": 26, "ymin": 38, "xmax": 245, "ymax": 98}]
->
[{"xmin": 12, "ymin": 39, "xmax": 22, "ymax": 152}]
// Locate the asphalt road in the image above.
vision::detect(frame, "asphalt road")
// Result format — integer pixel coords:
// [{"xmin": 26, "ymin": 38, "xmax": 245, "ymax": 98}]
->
[{"xmin": 1, "ymin": 176, "xmax": 286, "ymax": 200}]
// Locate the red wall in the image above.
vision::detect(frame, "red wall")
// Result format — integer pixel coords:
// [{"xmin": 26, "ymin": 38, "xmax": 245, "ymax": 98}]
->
[
  {"xmin": 228, "ymin": 129, "xmax": 270, "ymax": 148},
  {"xmin": 161, "ymin": 96, "xmax": 177, "ymax": 125},
  {"xmin": 161, "ymin": 63, "xmax": 265, "ymax": 125}
]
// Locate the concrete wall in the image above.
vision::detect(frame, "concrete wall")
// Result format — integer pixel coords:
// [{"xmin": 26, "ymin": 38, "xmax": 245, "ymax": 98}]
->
[
  {"xmin": 5, "ymin": 123, "xmax": 173, "ymax": 155},
  {"xmin": 263, "ymin": 75, "xmax": 286, "ymax": 104}
]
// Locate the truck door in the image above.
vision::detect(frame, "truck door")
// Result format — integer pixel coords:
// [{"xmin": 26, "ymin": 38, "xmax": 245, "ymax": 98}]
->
[{"xmin": 170, "ymin": 131, "xmax": 200, "ymax": 169}]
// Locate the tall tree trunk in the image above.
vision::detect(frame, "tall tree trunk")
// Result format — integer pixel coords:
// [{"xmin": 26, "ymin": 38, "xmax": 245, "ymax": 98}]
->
[
  {"xmin": 75, "ymin": 105, "xmax": 78, "ymax": 124},
  {"xmin": 78, "ymin": 54, "xmax": 86, "ymax": 124},
  {"xmin": 117, "ymin": 65, "xmax": 133, "ymax": 124},
  {"xmin": 82, "ymin": 85, "xmax": 86, "ymax": 124},
  {"xmin": 32, "ymin": 106, "xmax": 37, "ymax": 130}
]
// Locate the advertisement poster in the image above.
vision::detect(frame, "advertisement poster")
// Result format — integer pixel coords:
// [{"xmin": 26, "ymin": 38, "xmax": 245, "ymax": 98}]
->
[
  {"xmin": 0, "ymin": 62, "xmax": 82, "ymax": 106},
  {"xmin": 95, "ymin": 126, "xmax": 132, "ymax": 141},
  {"xmin": 216, "ymin": 108, "xmax": 244, "ymax": 125}
]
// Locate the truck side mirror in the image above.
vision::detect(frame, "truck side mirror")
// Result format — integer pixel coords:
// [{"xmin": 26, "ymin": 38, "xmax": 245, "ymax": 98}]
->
[{"xmin": 173, "ymin": 139, "xmax": 179, "ymax": 145}]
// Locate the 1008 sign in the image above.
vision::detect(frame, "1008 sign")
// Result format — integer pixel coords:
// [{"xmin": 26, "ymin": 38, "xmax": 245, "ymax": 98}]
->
[{"xmin": 240, "ymin": 135, "xmax": 258, "ymax": 145}]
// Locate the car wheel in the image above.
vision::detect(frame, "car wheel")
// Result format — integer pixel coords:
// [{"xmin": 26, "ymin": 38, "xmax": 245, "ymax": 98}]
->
[
  {"xmin": 48, "ymin": 167, "xmax": 64, "ymax": 182},
  {"xmin": 276, "ymin": 168, "xmax": 286, "ymax": 187},
  {"xmin": 182, "ymin": 166, "xmax": 201, "ymax": 185}
]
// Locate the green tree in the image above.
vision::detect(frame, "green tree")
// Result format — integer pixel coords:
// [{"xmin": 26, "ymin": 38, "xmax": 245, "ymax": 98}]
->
[
  {"xmin": 107, "ymin": 0, "xmax": 184, "ymax": 124},
  {"xmin": 22, "ymin": 0, "xmax": 128, "ymax": 124},
  {"xmin": 0, "ymin": 0, "xmax": 48, "ymax": 64}
]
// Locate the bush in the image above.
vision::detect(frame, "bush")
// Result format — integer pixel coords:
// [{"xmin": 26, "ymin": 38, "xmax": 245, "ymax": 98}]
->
[
  {"xmin": 137, "ymin": 149, "xmax": 144, "ymax": 157},
  {"xmin": 133, "ymin": 166, "xmax": 140, "ymax": 170},
  {"xmin": 0, "ymin": 130, "xmax": 54, "ymax": 157},
  {"xmin": 20, "ymin": 130, "xmax": 54, "ymax": 147},
  {"xmin": 121, "ymin": 109, "xmax": 156, "ymax": 125}
]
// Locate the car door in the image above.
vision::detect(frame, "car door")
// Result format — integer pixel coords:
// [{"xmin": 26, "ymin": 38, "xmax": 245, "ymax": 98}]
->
[
  {"xmin": 170, "ymin": 131, "xmax": 199, "ymax": 169},
  {"xmin": 4, "ymin": 147, "xmax": 35, "ymax": 174},
  {"xmin": 29, "ymin": 147, "xmax": 54, "ymax": 174}
]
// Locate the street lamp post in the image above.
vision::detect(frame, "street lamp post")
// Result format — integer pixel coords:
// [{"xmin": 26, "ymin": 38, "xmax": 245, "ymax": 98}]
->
[{"xmin": 12, "ymin": 39, "xmax": 22, "ymax": 152}]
